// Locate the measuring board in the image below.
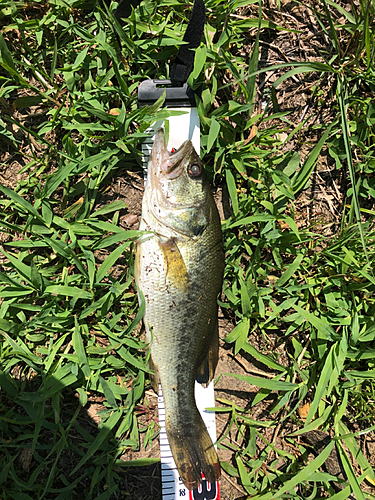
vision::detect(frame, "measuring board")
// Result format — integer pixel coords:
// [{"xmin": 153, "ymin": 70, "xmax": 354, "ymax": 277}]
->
[
  {"xmin": 140, "ymin": 110, "xmax": 220, "ymax": 500},
  {"xmin": 158, "ymin": 382, "xmax": 220, "ymax": 500},
  {"xmin": 140, "ymin": 108, "xmax": 201, "ymax": 178}
]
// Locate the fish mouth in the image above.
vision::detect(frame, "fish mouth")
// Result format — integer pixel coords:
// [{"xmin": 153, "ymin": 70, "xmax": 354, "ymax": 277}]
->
[
  {"xmin": 165, "ymin": 140, "xmax": 194, "ymax": 179},
  {"xmin": 145, "ymin": 128, "xmax": 207, "ymax": 238},
  {"xmin": 150, "ymin": 128, "xmax": 194, "ymax": 180}
]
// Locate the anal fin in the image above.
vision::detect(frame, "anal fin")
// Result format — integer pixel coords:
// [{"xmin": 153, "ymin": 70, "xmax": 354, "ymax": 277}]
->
[
  {"xmin": 148, "ymin": 352, "xmax": 160, "ymax": 393},
  {"xmin": 196, "ymin": 318, "xmax": 219, "ymax": 387}
]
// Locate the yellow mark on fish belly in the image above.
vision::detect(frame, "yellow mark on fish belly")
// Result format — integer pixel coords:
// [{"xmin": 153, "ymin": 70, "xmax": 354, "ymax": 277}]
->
[{"xmin": 159, "ymin": 237, "xmax": 189, "ymax": 293}]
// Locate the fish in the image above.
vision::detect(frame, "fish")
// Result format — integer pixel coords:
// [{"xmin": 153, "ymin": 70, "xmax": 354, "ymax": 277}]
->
[{"xmin": 135, "ymin": 128, "xmax": 224, "ymax": 490}]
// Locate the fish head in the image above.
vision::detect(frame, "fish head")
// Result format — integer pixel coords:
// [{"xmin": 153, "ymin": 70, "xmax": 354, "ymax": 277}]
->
[{"xmin": 146, "ymin": 128, "xmax": 212, "ymax": 237}]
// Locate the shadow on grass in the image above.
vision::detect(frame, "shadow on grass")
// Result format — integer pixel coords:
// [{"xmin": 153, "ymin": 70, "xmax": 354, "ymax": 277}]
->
[{"xmin": 0, "ymin": 369, "xmax": 161, "ymax": 500}]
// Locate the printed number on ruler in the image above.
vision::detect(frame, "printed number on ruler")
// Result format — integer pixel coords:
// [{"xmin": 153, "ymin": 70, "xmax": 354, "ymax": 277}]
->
[
  {"xmin": 188, "ymin": 476, "xmax": 219, "ymax": 500},
  {"xmin": 175, "ymin": 474, "xmax": 219, "ymax": 499}
]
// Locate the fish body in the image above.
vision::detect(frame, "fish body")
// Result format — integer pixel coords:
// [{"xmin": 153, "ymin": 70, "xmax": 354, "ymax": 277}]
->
[{"xmin": 135, "ymin": 128, "xmax": 224, "ymax": 490}]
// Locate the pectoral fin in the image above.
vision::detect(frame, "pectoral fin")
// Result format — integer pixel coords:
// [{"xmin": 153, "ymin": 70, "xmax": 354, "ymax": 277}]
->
[
  {"xmin": 159, "ymin": 237, "xmax": 189, "ymax": 293},
  {"xmin": 196, "ymin": 318, "xmax": 219, "ymax": 387}
]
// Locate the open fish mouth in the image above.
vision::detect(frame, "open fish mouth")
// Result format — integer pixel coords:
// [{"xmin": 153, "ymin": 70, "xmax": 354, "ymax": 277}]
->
[
  {"xmin": 150, "ymin": 128, "xmax": 194, "ymax": 180},
  {"xmin": 165, "ymin": 140, "xmax": 194, "ymax": 178}
]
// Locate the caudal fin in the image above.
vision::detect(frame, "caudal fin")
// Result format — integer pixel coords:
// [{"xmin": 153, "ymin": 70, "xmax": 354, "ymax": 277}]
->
[{"xmin": 167, "ymin": 414, "xmax": 220, "ymax": 490}]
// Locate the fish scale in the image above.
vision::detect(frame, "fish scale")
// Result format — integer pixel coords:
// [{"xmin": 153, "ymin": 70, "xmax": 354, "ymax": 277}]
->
[{"xmin": 135, "ymin": 128, "xmax": 224, "ymax": 490}]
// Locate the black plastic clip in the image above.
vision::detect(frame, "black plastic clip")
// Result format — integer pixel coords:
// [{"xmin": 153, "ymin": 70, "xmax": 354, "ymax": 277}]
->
[{"xmin": 137, "ymin": 80, "xmax": 197, "ymax": 108}]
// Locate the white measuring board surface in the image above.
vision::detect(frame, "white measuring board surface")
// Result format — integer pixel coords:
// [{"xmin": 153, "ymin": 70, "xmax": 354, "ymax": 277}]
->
[
  {"xmin": 141, "ymin": 109, "xmax": 220, "ymax": 499},
  {"xmin": 158, "ymin": 382, "xmax": 220, "ymax": 500},
  {"xmin": 141, "ymin": 108, "xmax": 201, "ymax": 179}
]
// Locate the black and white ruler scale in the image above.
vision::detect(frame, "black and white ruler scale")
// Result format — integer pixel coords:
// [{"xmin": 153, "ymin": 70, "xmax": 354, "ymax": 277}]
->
[{"xmin": 138, "ymin": 80, "xmax": 220, "ymax": 500}]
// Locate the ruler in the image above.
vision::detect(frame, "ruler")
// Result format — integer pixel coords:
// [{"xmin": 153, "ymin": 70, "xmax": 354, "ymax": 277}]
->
[{"xmin": 158, "ymin": 382, "xmax": 220, "ymax": 500}]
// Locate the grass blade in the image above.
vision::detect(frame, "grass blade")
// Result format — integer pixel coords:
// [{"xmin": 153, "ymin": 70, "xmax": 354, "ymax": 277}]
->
[
  {"xmin": 291, "ymin": 125, "xmax": 332, "ymax": 194},
  {"xmin": 252, "ymin": 440, "xmax": 335, "ymax": 499},
  {"xmin": 337, "ymin": 75, "xmax": 370, "ymax": 267},
  {"xmin": 224, "ymin": 373, "xmax": 298, "ymax": 392},
  {"xmin": 336, "ymin": 441, "xmax": 366, "ymax": 500},
  {"xmin": 70, "ymin": 409, "xmax": 124, "ymax": 475},
  {"xmin": 96, "ymin": 242, "xmax": 129, "ymax": 283}
]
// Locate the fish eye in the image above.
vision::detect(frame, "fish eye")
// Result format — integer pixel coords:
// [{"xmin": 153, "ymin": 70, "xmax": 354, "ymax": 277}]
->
[{"xmin": 188, "ymin": 163, "xmax": 202, "ymax": 178}]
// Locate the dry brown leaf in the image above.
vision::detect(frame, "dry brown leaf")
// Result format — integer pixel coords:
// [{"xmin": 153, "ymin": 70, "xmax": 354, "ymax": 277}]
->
[{"xmin": 298, "ymin": 402, "xmax": 311, "ymax": 421}]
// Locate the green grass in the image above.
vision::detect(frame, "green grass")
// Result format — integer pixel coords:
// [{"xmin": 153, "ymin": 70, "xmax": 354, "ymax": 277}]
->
[{"xmin": 1, "ymin": 0, "xmax": 375, "ymax": 498}]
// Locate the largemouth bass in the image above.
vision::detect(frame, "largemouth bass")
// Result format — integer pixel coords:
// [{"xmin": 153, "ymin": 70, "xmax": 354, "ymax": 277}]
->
[{"xmin": 135, "ymin": 128, "xmax": 224, "ymax": 490}]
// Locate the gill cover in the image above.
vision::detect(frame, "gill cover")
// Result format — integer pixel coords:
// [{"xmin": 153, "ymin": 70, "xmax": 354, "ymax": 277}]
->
[{"xmin": 146, "ymin": 128, "xmax": 209, "ymax": 238}]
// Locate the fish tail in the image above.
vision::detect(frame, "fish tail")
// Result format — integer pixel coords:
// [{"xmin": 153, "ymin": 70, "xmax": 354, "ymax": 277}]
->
[{"xmin": 167, "ymin": 414, "xmax": 220, "ymax": 490}]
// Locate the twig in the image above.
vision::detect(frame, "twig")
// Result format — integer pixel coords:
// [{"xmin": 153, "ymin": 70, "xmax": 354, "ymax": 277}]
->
[
  {"xmin": 23, "ymin": 57, "xmax": 54, "ymax": 90},
  {"xmin": 221, "ymin": 468, "xmax": 246, "ymax": 495},
  {"xmin": 300, "ymin": 104, "xmax": 310, "ymax": 122},
  {"xmin": 297, "ymin": 338, "xmax": 310, "ymax": 368},
  {"xmin": 268, "ymin": 353, "xmax": 302, "ymax": 461},
  {"xmin": 145, "ymin": 390, "xmax": 158, "ymax": 399},
  {"xmin": 316, "ymin": 172, "xmax": 339, "ymax": 216},
  {"xmin": 258, "ymin": 70, "xmax": 277, "ymax": 92},
  {"xmin": 247, "ymin": 367, "xmax": 278, "ymax": 379}
]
